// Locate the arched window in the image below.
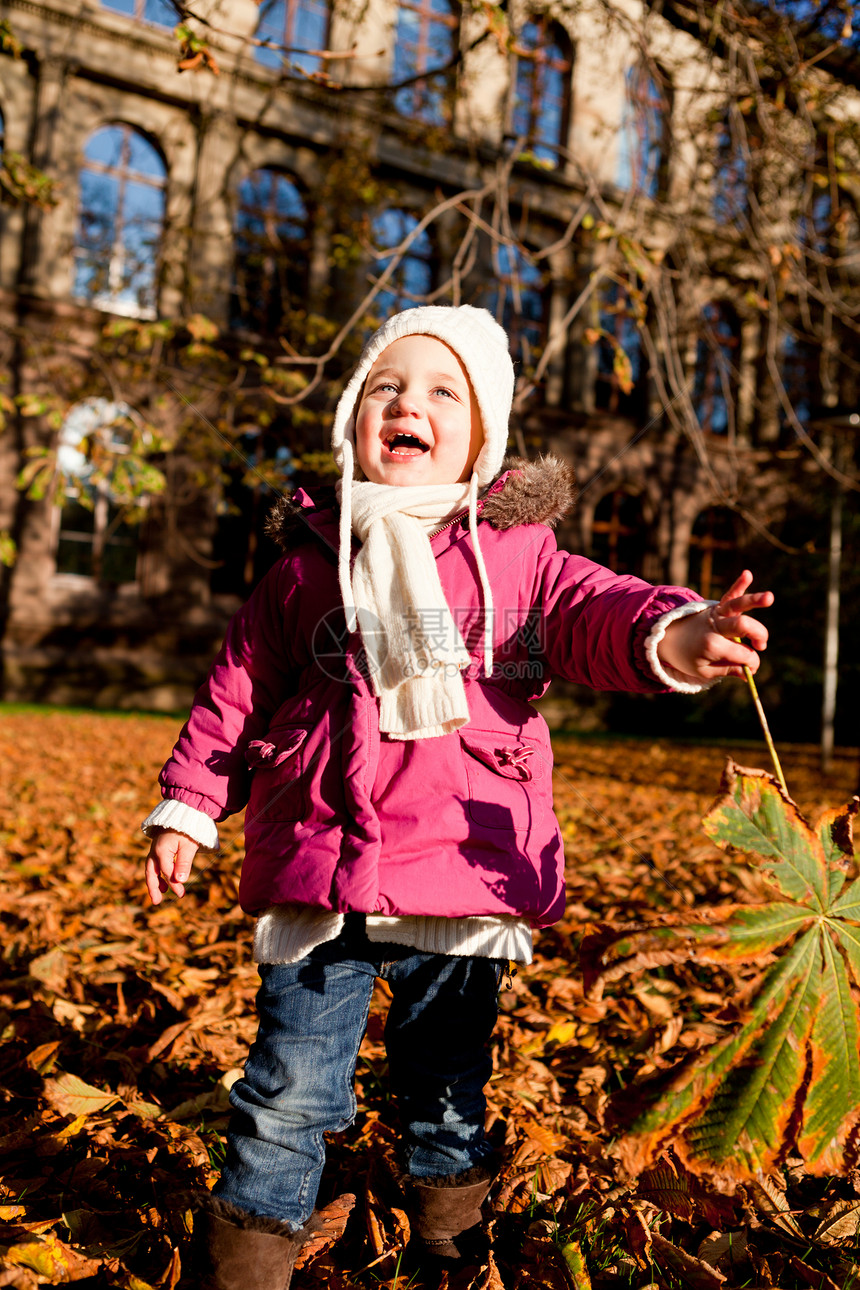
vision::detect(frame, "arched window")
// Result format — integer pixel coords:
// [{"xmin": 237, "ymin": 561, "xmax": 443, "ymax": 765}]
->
[
  {"xmin": 711, "ymin": 108, "xmax": 758, "ymax": 225},
  {"xmin": 54, "ymin": 399, "xmax": 141, "ymax": 583},
  {"xmin": 211, "ymin": 426, "xmax": 294, "ymax": 594},
  {"xmin": 595, "ymin": 279, "xmax": 644, "ymax": 416},
  {"xmin": 798, "ymin": 144, "xmax": 848, "ymax": 258},
  {"xmin": 254, "ymin": 0, "xmax": 329, "ymax": 73},
  {"xmin": 693, "ymin": 302, "xmax": 740, "ymax": 435},
  {"xmin": 590, "ymin": 491, "xmax": 644, "ymax": 575},
  {"xmin": 100, "ymin": 0, "xmax": 176, "ymax": 27},
  {"xmin": 802, "ymin": 186, "xmax": 834, "ymax": 255},
  {"xmin": 616, "ymin": 64, "xmax": 670, "ymax": 198},
  {"xmin": 73, "ymin": 124, "xmax": 166, "ymax": 317},
  {"xmin": 231, "ymin": 169, "xmax": 310, "ymax": 335},
  {"xmin": 489, "ymin": 242, "xmax": 548, "ymax": 364},
  {"xmin": 371, "ymin": 209, "xmax": 435, "ymax": 317},
  {"xmin": 780, "ymin": 328, "xmax": 821, "ymax": 429},
  {"xmin": 689, "ymin": 508, "xmax": 739, "ymax": 600},
  {"xmin": 510, "ymin": 17, "xmax": 572, "ymax": 167},
  {"xmin": 393, "ymin": 0, "xmax": 459, "ymax": 125}
]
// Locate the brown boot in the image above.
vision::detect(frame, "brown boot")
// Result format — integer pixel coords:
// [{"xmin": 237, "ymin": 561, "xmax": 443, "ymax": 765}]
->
[
  {"xmin": 406, "ymin": 1163, "xmax": 494, "ymax": 1275},
  {"xmin": 191, "ymin": 1195, "xmax": 321, "ymax": 1290}
]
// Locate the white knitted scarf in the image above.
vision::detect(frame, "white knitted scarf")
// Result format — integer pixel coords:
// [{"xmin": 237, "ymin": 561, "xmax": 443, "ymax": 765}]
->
[{"xmin": 336, "ymin": 468, "xmax": 494, "ymax": 740}]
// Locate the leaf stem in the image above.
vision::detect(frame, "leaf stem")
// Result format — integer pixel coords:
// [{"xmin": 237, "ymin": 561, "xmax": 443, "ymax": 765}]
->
[{"xmin": 742, "ymin": 663, "xmax": 788, "ymax": 795}]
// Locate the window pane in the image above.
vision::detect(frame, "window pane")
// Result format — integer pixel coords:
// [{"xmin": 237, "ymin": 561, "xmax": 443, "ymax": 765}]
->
[
  {"xmin": 56, "ymin": 501, "xmax": 96, "ymax": 577},
  {"xmin": 126, "ymin": 130, "xmax": 166, "ymax": 178},
  {"xmin": 74, "ymin": 170, "xmax": 119, "ymax": 299},
  {"xmin": 101, "ymin": 0, "xmax": 138, "ymax": 18},
  {"xmin": 486, "ymin": 243, "xmax": 546, "ymax": 358},
  {"xmin": 426, "ymin": 20, "xmax": 452, "ymax": 64},
  {"xmin": 371, "ymin": 208, "xmax": 434, "ymax": 315},
  {"xmin": 595, "ymin": 280, "xmax": 643, "ymax": 414},
  {"xmin": 119, "ymin": 181, "xmax": 165, "ymax": 311},
  {"xmin": 122, "ymin": 178, "xmax": 166, "ymax": 234},
  {"xmin": 591, "ymin": 491, "xmax": 644, "ymax": 575},
  {"xmin": 689, "ymin": 508, "xmax": 739, "ymax": 599},
  {"xmin": 78, "ymin": 169, "xmax": 120, "ymax": 247},
  {"xmin": 693, "ymin": 303, "xmax": 739, "ymax": 434},
  {"xmin": 293, "ymin": 0, "xmax": 327, "ymax": 50},
  {"xmin": 101, "ymin": 505, "xmax": 139, "ymax": 583},
  {"xmin": 781, "ymin": 330, "xmax": 820, "ymax": 426},
  {"xmin": 254, "ymin": 0, "xmax": 328, "ymax": 69},
  {"xmin": 511, "ymin": 18, "xmax": 571, "ymax": 167},
  {"xmin": 142, "ymin": 0, "xmax": 176, "ymax": 24},
  {"xmin": 102, "ymin": 0, "xmax": 173, "ymax": 22},
  {"xmin": 84, "ymin": 125, "xmax": 126, "ymax": 169},
  {"xmin": 617, "ymin": 66, "xmax": 667, "ymax": 197},
  {"xmin": 232, "ymin": 170, "xmax": 309, "ymax": 333},
  {"xmin": 393, "ymin": 0, "xmax": 457, "ymax": 124},
  {"xmin": 713, "ymin": 117, "xmax": 747, "ymax": 222},
  {"xmin": 74, "ymin": 124, "xmax": 165, "ymax": 316},
  {"xmin": 56, "ymin": 402, "xmax": 140, "ymax": 584},
  {"xmin": 255, "ymin": 0, "xmax": 286, "ymax": 68}
]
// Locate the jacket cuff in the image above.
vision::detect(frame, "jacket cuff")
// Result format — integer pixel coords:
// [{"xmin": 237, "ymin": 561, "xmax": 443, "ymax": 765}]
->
[
  {"xmin": 642, "ymin": 601, "xmax": 722, "ymax": 694},
  {"xmin": 141, "ymin": 800, "xmax": 220, "ymax": 849}
]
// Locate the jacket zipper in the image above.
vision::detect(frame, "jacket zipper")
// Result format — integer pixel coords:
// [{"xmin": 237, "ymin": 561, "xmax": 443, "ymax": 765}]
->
[{"xmin": 430, "ymin": 509, "xmax": 469, "ymax": 539}]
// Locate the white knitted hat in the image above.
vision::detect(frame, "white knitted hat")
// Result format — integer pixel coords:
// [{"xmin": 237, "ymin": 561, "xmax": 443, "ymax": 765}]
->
[{"xmin": 331, "ymin": 304, "xmax": 514, "ymax": 485}]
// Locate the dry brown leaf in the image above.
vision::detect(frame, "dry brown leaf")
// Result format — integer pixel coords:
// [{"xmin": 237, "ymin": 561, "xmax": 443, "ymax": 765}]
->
[
  {"xmin": 145, "ymin": 1022, "xmax": 192, "ymax": 1063},
  {"xmin": 165, "ymin": 1068, "xmax": 242, "ymax": 1121},
  {"xmin": 747, "ymin": 1174, "xmax": 804, "ymax": 1236},
  {"xmin": 24, "ymin": 1042, "xmax": 61, "ymax": 1074},
  {"xmin": 521, "ymin": 1118, "xmax": 566, "ymax": 1156},
  {"xmin": 623, "ymin": 1209, "xmax": 652, "ymax": 1268},
  {"xmin": 0, "ymin": 1267, "xmax": 40, "ymax": 1289},
  {"xmin": 473, "ymin": 1250, "xmax": 506, "ymax": 1289},
  {"xmin": 27, "ymin": 949, "xmax": 69, "ymax": 993},
  {"xmin": 812, "ymin": 1197, "xmax": 860, "ymax": 1244},
  {"xmin": 637, "ymin": 1161, "xmax": 696, "ymax": 1221},
  {"xmin": 789, "ymin": 1254, "xmax": 842, "ymax": 1290},
  {"xmin": 295, "ymin": 1192, "xmax": 356, "ymax": 1269},
  {"xmin": 149, "ymin": 1246, "xmax": 180, "ymax": 1289},
  {"xmin": 1, "ymin": 1232, "xmax": 102, "ymax": 1281},
  {"xmin": 42, "ymin": 1073, "xmax": 120, "ymax": 1117},
  {"xmin": 648, "ymin": 1230, "xmax": 727, "ymax": 1289},
  {"xmin": 697, "ymin": 1229, "xmax": 749, "ymax": 1272}
]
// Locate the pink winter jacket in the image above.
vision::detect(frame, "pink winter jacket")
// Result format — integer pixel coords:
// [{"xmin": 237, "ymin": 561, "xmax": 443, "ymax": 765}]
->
[{"xmin": 157, "ymin": 459, "xmax": 702, "ymax": 927}]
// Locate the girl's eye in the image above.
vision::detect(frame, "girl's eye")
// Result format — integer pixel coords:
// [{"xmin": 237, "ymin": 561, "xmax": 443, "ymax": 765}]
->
[
  {"xmin": 376, "ymin": 381, "xmax": 399, "ymax": 393},
  {"xmin": 432, "ymin": 386, "xmax": 454, "ymax": 398}
]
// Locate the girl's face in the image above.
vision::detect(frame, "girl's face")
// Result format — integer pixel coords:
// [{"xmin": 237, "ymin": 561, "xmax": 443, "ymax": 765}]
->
[{"xmin": 354, "ymin": 334, "xmax": 484, "ymax": 486}]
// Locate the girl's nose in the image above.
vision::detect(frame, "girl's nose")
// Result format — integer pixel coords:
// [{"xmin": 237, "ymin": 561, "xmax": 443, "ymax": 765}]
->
[{"xmin": 390, "ymin": 388, "xmax": 421, "ymax": 416}]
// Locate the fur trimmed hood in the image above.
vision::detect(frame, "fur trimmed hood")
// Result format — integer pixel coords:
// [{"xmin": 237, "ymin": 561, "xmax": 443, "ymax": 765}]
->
[{"xmin": 264, "ymin": 454, "xmax": 576, "ymax": 552}]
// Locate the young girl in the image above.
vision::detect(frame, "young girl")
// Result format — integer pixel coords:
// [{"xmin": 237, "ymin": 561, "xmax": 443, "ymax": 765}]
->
[{"xmin": 143, "ymin": 305, "xmax": 772, "ymax": 1290}]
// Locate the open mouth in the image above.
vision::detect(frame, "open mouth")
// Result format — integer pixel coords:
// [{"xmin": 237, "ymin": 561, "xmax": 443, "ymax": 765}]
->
[{"xmin": 384, "ymin": 432, "xmax": 430, "ymax": 457}]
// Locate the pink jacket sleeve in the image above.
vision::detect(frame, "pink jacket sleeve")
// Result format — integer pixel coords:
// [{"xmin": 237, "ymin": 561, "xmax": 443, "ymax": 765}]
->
[
  {"xmin": 157, "ymin": 558, "xmax": 300, "ymax": 821},
  {"xmin": 532, "ymin": 532, "xmax": 702, "ymax": 692}
]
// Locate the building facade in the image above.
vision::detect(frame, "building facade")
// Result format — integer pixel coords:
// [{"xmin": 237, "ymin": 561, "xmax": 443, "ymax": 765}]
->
[{"xmin": 0, "ymin": 0, "xmax": 857, "ymax": 718}]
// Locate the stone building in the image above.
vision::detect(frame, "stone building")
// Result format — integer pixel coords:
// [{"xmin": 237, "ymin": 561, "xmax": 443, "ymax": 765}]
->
[{"xmin": 0, "ymin": 0, "xmax": 856, "ymax": 713}]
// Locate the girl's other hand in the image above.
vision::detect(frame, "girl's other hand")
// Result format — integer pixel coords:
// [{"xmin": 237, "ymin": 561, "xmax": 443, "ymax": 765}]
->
[
  {"xmin": 659, "ymin": 570, "xmax": 774, "ymax": 682},
  {"xmin": 145, "ymin": 829, "xmax": 199, "ymax": 905}
]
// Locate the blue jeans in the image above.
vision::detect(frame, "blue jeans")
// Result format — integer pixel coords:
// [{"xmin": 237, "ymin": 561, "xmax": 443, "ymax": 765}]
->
[{"xmin": 214, "ymin": 915, "xmax": 503, "ymax": 1227}]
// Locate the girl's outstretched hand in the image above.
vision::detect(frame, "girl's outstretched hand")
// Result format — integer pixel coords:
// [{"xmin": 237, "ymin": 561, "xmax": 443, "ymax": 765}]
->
[
  {"xmin": 658, "ymin": 570, "xmax": 774, "ymax": 682},
  {"xmin": 145, "ymin": 829, "xmax": 199, "ymax": 905}
]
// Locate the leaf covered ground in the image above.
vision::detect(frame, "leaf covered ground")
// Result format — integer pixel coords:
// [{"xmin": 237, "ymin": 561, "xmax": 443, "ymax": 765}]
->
[{"xmin": 1, "ymin": 709, "xmax": 860, "ymax": 1289}]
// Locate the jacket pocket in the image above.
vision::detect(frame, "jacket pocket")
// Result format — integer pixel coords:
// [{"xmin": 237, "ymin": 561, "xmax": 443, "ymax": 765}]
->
[
  {"xmin": 459, "ymin": 730, "xmax": 548, "ymax": 832},
  {"xmin": 245, "ymin": 726, "xmax": 308, "ymax": 824}
]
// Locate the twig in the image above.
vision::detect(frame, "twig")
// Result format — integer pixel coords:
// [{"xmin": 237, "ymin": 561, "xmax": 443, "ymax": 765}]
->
[{"xmin": 742, "ymin": 662, "xmax": 788, "ymax": 795}]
